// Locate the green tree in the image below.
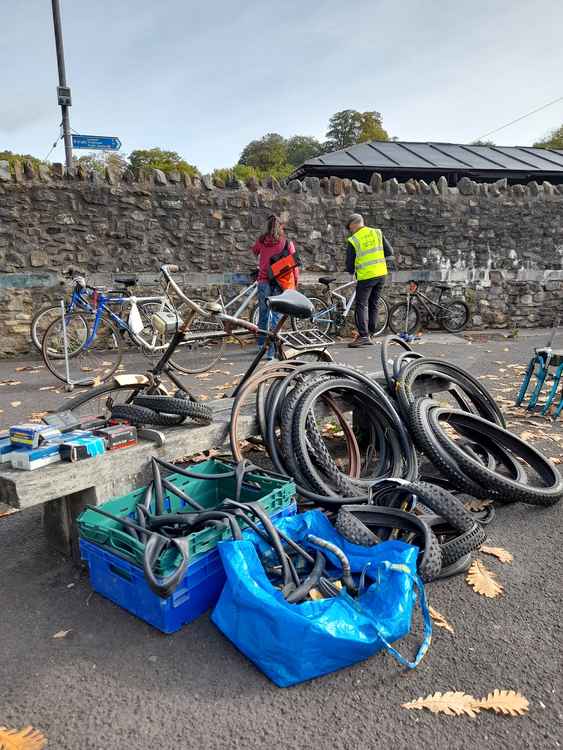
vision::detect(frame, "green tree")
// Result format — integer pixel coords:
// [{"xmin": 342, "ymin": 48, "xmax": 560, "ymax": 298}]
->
[
  {"xmin": 75, "ymin": 151, "xmax": 128, "ymax": 175},
  {"xmin": 286, "ymin": 135, "xmax": 323, "ymax": 166},
  {"xmin": 470, "ymin": 139, "xmax": 495, "ymax": 146},
  {"xmin": 0, "ymin": 150, "xmax": 44, "ymax": 172},
  {"xmin": 357, "ymin": 111, "xmax": 389, "ymax": 143},
  {"xmin": 323, "ymin": 109, "xmax": 389, "ymax": 151},
  {"xmin": 238, "ymin": 133, "xmax": 287, "ymax": 171},
  {"xmin": 128, "ymin": 148, "xmax": 199, "ymax": 175},
  {"xmin": 534, "ymin": 124, "xmax": 563, "ymax": 149}
]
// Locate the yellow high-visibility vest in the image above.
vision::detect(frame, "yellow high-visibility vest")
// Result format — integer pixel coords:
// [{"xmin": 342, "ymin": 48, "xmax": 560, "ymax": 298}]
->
[{"xmin": 347, "ymin": 226, "xmax": 388, "ymax": 280}]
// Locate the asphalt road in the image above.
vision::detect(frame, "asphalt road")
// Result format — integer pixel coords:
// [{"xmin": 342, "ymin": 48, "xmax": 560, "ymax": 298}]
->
[{"xmin": 1, "ymin": 330, "xmax": 562, "ymax": 749}]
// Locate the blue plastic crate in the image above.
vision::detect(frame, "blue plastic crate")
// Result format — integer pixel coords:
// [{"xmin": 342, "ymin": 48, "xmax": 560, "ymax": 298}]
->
[{"xmin": 80, "ymin": 502, "xmax": 296, "ymax": 633}]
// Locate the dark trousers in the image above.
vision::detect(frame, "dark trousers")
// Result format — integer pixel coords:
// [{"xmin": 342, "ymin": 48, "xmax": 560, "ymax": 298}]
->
[{"xmin": 354, "ymin": 278, "xmax": 385, "ymax": 338}]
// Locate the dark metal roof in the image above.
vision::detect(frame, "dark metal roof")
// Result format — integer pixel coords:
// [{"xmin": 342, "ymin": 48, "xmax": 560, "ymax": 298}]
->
[{"xmin": 294, "ymin": 141, "xmax": 563, "ymax": 184}]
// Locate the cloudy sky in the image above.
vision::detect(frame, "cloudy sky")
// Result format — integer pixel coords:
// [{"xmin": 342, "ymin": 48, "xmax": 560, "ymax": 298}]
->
[{"xmin": 2, "ymin": 0, "xmax": 563, "ymax": 172}]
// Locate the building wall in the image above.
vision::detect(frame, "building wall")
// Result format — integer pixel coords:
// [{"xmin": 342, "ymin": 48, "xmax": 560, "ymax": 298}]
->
[{"xmin": 0, "ymin": 162, "xmax": 562, "ymax": 355}]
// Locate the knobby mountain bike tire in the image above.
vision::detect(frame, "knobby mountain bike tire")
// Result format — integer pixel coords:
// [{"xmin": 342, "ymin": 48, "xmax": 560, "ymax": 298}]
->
[
  {"xmin": 57, "ymin": 381, "xmax": 164, "ymax": 418},
  {"xmin": 388, "ymin": 300, "xmax": 421, "ymax": 335},
  {"xmin": 132, "ymin": 394, "xmax": 213, "ymax": 424}
]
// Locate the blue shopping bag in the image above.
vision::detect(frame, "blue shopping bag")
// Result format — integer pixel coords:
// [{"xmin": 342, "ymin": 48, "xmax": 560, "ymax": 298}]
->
[{"xmin": 211, "ymin": 510, "xmax": 431, "ymax": 687}]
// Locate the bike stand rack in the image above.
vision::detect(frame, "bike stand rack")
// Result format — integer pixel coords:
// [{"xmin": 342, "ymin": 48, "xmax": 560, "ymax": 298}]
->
[
  {"xmin": 515, "ymin": 320, "xmax": 562, "ymax": 418},
  {"xmin": 278, "ymin": 328, "xmax": 335, "ymax": 350},
  {"xmin": 59, "ymin": 300, "xmax": 93, "ymax": 392}
]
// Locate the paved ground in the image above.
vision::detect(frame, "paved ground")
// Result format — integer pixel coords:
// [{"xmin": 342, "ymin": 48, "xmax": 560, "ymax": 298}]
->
[{"xmin": 1, "ymin": 330, "xmax": 562, "ymax": 749}]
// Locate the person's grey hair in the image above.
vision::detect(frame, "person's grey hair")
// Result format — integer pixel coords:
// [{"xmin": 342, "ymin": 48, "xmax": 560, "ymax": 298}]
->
[{"xmin": 347, "ymin": 213, "xmax": 364, "ymax": 230}]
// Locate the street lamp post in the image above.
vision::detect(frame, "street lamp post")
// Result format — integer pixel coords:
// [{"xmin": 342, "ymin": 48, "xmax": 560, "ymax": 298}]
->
[{"xmin": 51, "ymin": 0, "xmax": 73, "ymax": 171}]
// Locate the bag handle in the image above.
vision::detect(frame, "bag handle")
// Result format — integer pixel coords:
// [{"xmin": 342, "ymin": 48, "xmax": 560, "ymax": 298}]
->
[{"xmin": 362, "ymin": 561, "xmax": 432, "ymax": 670}]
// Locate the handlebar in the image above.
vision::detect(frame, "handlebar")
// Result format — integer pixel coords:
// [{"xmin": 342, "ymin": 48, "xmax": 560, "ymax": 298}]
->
[{"xmin": 159, "ymin": 264, "xmax": 208, "ymax": 316}]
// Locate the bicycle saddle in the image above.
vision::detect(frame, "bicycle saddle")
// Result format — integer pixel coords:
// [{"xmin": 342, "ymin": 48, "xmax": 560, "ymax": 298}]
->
[
  {"xmin": 114, "ymin": 276, "xmax": 139, "ymax": 287},
  {"xmin": 268, "ymin": 290, "xmax": 314, "ymax": 319},
  {"xmin": 435, "ymin": 284, "xmax": 451, "ymax": 290},
  {"xmin": 318, "ymin": 276, "xmax": 337, "ymax": 286}
]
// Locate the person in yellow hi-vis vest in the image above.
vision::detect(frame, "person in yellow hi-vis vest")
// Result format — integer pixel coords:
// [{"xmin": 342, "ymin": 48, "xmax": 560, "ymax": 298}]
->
[{"xmin": 345, "ymin": 213, "xmax": 395, "ymax": 348}]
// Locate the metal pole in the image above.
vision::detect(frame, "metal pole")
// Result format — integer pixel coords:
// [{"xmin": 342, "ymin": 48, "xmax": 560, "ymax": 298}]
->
[{"xmin": 51, "ymin": 0, "xmax": 73, "ymax": 171}]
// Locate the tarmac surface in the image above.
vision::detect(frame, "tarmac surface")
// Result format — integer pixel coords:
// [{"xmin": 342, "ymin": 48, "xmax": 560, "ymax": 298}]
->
[{"xmin": 1, "ymin": 329, "xmax": 562, "ymax": 749}]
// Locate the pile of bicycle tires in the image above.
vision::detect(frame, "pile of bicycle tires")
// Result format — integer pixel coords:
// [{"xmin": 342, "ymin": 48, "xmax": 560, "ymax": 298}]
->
[{"xmin": 228, "ymin": 342, "xmax": 563, "ymax": 583}]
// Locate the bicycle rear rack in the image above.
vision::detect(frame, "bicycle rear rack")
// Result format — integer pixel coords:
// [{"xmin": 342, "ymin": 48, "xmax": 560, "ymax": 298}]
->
[{"xmin": 278, "ymin": 328, "xmax": 334, "ymax": 350}]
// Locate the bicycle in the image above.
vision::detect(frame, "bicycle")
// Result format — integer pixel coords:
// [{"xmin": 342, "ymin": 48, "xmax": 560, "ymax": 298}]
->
[
  {"xmin": 388, "ymin": 281, "xmax": 470, "ymax": 335},
  {"xmin": 40, "ymin": 271, "xmax": 196, "ymax": 385},
  {"xmin": 291, "ymin": 276, "xmax": 389, "ymax": 337},
  {"xmin": 30, "ymin": 273, "xmax": 171, "ymax": 353},
  {"xmin": 56, "ymin": 265, "xmax": 333, "ymax": 419}
]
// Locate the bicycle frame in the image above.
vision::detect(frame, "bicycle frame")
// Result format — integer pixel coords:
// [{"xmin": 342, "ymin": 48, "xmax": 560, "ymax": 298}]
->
[
  {"xmin": 219, "ymin": 281, "xmax": 258, "ymax": 318},
  {"xmin": 82, "ymin": 292, "xmax": 169, "ymax": 350},
  {"xmin": 327, "ymin": 279, "xmax": 356, "ymax": 318},
  {"xmin": 409, "ymin": 288, "xmax": 451, "ymax": 319}
]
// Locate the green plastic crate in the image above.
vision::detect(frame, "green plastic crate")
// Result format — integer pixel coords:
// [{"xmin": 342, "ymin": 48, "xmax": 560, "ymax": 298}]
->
[{"xmin": 77, "ymin": 458, "xmax": 295, "ymax": 574}]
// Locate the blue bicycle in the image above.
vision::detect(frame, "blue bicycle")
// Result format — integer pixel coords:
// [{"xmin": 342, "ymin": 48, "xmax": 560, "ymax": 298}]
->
[{"xmin": 39, "ymin": 271, "xmax": 190, "ymax": 385}]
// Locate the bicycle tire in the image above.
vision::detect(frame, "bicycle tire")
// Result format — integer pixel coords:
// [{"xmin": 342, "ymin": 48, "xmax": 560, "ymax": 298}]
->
[
  {"xmin": 111, "ymin": 403, "xmax": 185, "ymax": 427},
  {"xmin": 57, "ymin": 382, "xmax": 152, "ymax": 418},
  {"xmin": 168, "ymin": 306, "xmax": 226, "ymax": 375},
  {"xmin": 388, "ymin": 301, "xmax": 420, "ymax": 335},
  {"xmin": 31, "ymin": 304, "xmax": 69, "ymax": 352},
  {"xmin": 41, "ymin": 312, "xmax": 122, "ymax": 385},
  {"xmin": 381, "ymin": 335, "xmax": 413, "ymax": 391},
  {"xmin": 371, "ymin": 297, "xmax": 390, "ymax": 337},
  {"xmin": 428, "ymin": 407, "xmax": 563, "ymax": 506},
  {"xmin": 290, "ymin": 297, "xmax": 331, "ymax": 334},
  {"xmin": 442, "ymin": 301, "xmax": 470, "ymax": 333},
  {"xmin": 132, "ymin": 394, "xmax": 213, "ymax": 424},
  {"xmin": 439, "ymin": 522, "xmax": 487, "ymax": 567}
]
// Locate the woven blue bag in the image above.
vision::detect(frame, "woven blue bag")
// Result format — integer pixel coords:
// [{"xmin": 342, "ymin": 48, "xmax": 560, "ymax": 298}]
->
[{"xmin": 211, "ymin": 510, "xmax": 431, "ymax": 687}]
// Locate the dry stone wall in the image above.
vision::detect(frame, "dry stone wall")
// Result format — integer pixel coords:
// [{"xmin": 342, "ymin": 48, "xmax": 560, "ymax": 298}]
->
[{"xmin": 0, "ymin": 161, "xmax": 562, "ymax": 355}]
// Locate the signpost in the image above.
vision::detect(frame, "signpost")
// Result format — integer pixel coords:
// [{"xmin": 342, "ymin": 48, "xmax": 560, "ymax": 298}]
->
[{"xmin": 71, "ymin": 135, "xmax": 122, "ymax": 151}]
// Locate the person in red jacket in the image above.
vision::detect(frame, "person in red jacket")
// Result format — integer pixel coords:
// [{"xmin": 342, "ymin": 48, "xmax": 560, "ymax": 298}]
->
[{"xmin": 251, "ymin": 214, "xmax": 299, "ymax": 357}]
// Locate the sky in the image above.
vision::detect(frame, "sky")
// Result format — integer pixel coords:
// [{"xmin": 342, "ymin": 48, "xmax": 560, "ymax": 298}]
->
[{"xmin": 2, "ymin": 0, "xmax": 563, "ymax": 173}]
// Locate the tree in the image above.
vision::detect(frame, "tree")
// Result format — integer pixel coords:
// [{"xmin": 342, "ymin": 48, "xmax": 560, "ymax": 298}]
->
[
  {"xmin": 471, "ymin": 139, "xmax": 495, "ymax": 146},
  {"xmin": 534, "ymin": 124, "xmax": 563, "ymax": 149},
  {"xmin": 0, "ymin": 150, "xmax": 44, "ymax": 172},
  {"xmin": 75, "ymin": 151, "xmax": 128, "ymax": 175},
  {"xmin": 323, "ymin": 109, "xmax": 389, "ymax": 151},
  {"xmin": 286, "ymin": 135, "xmax": 323, "ymax": 166},
  {"xmin": 128, "ymin": 148, "xmax": 199, "ymax": 176},
  {"xmin": 357, "ymin": 111, "xmax": 389, "ymax": 143},
  {"xmin": 238, "ymin": 133, "xmax": 287, "ymax": 171}
]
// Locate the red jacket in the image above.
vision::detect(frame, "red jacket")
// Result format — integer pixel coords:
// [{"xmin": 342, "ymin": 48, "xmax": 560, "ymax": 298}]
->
[{"xmin": 251, "ymin": 235, "xmax": 300, "ymax": 284}]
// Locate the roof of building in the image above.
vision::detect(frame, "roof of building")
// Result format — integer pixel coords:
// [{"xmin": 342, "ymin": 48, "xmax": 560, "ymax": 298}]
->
[{"xmin": 293, "ymin": 141, "xmax": 563, "ymax": 183}]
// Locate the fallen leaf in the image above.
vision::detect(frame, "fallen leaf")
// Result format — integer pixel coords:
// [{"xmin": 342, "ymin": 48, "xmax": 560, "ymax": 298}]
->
[
  {"xmin": 466, "ymin": 560, "xmax": 503, "ymax": 598},
  {"xmin": 52, "ymin": 629, "xmax": 72, "ymax": 639},
  {"xmin": 480, "ymin": 545, "xmax": 513, "ymax": 564},
  {"xmin": 463, "ymin": 498, "xmax": 493, "ymax": 512},
  {"xmin": 551, "ymin": 457, "xmax": 561, "ymax": 464},
  {"xmin": 92, "ymin": 375, "xmax": 102, "ymax": 387},
  {"xmin": 402, "ymin": 691, "xmax": 480, "ymax": 718},
  {"xmin": 519, "ymin": 431, "xmax": 536, "ymax": 442},
  {"xmin": 429, "ymin": 606, "xmax": 455, "ymax": 634},
  {"xmin": 0, "ymin": 725, "xmax": 47, "ymax": 749},
  {"xmin": 503, "ymin": 347, "xmax": 510, "ymax": 351},
  {"xmin": 10, "ymin": 401, "xmax": 22, "ymax": 408},
  {"xmin": 197, "ymin": 394, "xmax": 209, "ymax": 400},
  {"xmin": 80, "ymin": 366, "xmax": 93, "ymax": 372},
  {"xmin": 39, "ymin": 386, "xmax": 56, "ymax": 391},
  {"xmin": 476, "ymin": 690, "xmax": 529, "ymax": 716}
]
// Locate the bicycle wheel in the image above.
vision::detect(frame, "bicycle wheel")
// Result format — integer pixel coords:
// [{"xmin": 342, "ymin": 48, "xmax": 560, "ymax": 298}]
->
[
  {"xmin": 168, "ymin": 302, "xmax": 226, "ymax": 374},
  {"xmin": 42, "ymin": 312, "xmax": 122, "ymax": 385},
  {"xmin": 371, "ymin": 297, "xmax": 389, "ymax": 337},
  {"xmin": 291, "ymin": 297, "xmax": 332, "ymax": 334},
  {"xmin": 284, "ymin": 348, "xmax": 334, "ymax": 363},
  {"xmin": 58, "ymin": 382, "xmax": 158, "ymax": 419},
  {"xmin": 388, "ymin": 301, "xmax": 420, "ymax": 334},
  {"xmin": 31, "ymin": 305, "xmax": 72, "ymax": 352},
  {"xmin": 442, "ymin": 301, "xmax": 470, "ymax": 332}
]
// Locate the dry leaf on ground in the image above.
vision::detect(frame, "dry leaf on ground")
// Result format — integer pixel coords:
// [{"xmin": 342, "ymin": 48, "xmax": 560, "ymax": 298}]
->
[
  {"xmin": 52, "ymin": 629, "xmax": 72, "ymax": 639},
  {"xmin": 0, "ymin": 726, "xmax": 47, "ymax": 749},
  {"xmin": 39, "ymin": 385, "xmax": 56, "ymax": 391},
  {"xmin": 463, "ymin": 498, "xmax": 493, "ymax": 512},
  {"xmin": 402, "ymin": 691, "xmax": 480, "ymax": 718},
  {"xmin": 519, "ymin": 431, "xmax": 536, "ymax": 442},
  {"xmin": 480, "ymin": 545, "xmax": 513, "ymax": 563},
  {"xmin": 466, "ymin": 560, "xmax": 503, "ymax": 598},
  {"xmin": 428, "ymin": 606, "xmax": 455, "ymax": 634},
  {"xmin": 476, "ymin": 690, "xmax": 529, "ymax": 716},
  {"xmin": 10, "ymin": 401, "xmax": 22, "ymax": 408},
  {"xmin": 551, "ymin": 457, "xmax": 561, "ymax": 464}
]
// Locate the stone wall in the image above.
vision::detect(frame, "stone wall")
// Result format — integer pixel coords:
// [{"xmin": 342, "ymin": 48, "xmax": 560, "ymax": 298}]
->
[{"xmin": 0, "ymin": 160, "xmax": 562, "ymax": 355}]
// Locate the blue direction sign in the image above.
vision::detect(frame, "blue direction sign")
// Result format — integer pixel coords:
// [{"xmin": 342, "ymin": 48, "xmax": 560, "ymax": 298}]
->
[{"xmin": 71, "ymin": 134, "xmax": 122, "ymax": 151}]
